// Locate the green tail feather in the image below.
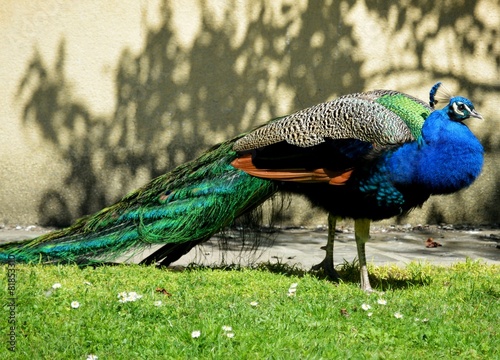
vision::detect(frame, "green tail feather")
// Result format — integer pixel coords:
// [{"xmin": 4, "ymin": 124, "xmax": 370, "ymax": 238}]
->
[{"xmin": 0, "ymin": 138, "xmax": 278, "ymax": 264}]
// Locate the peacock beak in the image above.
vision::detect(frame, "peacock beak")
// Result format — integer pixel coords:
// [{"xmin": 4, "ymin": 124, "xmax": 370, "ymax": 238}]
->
[{"xmin": 470, "ymin": 110, "xmax": 483, "ymax": 120}]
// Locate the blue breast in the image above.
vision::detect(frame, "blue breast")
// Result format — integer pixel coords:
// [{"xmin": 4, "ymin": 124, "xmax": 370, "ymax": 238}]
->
[{"xmin": 387, "ymin": 108, "xmax": 484, "ymax": 194}]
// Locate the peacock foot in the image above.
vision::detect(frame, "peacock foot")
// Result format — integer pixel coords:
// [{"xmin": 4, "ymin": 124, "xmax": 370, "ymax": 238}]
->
[{"xmin": 311, "ymin": 257, "xmax": 340, "ymax": 281}]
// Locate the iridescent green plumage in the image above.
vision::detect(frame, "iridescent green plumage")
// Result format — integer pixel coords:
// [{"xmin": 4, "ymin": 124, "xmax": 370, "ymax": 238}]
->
[
  {"xmin": 375, "ymin": 93, "xmax": 430, "ymax": 140},
  {"xmin": 1, "ymin": 139, "xmax": 277, "ymax": 264}
]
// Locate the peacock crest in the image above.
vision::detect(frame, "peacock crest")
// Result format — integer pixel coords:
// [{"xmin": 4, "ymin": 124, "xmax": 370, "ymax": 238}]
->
[{"xmin": 429, "ymin": 82, "xmax": 453, "ymax": 109}]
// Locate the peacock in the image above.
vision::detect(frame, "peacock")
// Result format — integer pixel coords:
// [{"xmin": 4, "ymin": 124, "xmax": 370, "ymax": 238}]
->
[{"xmin": 0, "ymin": 82, "xmax": 483, "ymax": 291}]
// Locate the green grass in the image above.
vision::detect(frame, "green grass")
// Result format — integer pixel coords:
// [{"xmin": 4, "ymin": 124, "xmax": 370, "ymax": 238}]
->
[{"xmin": 1, "ymin": 260, "xmax": 498, "ymax": 359}]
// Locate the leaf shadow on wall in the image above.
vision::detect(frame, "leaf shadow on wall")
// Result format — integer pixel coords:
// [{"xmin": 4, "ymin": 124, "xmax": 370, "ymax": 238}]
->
[
  {"xmin": 16, "ymin": 0, "xmax": 500, "ymax": 228},
  {"xmin": 16, "ymin": 2, "xmax": 363, "ymax": 226}
]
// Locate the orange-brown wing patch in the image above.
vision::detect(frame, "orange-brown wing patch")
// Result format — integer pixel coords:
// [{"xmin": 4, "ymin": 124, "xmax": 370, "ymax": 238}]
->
[
  {"xmin": 231, "ymin": 154, "xmax": 352, "ymax": 185},
  {"xmin": 328, "ymin": 169, "xmax": 353, "ymax": 185}
]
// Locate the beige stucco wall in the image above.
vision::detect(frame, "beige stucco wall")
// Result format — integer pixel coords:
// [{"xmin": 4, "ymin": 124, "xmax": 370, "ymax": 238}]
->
[{"xmin": 1, "ymin": 0, "xmax": 499, "ymax": 227}]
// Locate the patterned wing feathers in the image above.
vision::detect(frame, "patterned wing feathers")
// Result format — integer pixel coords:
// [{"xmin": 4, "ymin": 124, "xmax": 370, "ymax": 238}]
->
[{"xmin": 233, "ymin": 93, "xmax": 422, "ymax": 152}]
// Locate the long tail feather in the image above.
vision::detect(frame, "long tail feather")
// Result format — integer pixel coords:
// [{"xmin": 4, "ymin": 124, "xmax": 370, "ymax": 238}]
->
[{"xmin": 0, "ymin": 139, "xmax": 278, "ymax": 264}]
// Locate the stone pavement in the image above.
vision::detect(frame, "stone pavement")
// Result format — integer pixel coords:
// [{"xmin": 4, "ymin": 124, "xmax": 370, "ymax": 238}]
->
[{"xmin": 1, "ymin": 224, "xmax": 499, "ymax": 269}]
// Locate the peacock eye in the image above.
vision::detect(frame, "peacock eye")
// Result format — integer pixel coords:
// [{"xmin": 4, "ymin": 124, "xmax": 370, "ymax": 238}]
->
[{"xmin": 457, "ymin": 103, "xmax": 465, "ymax": 111}]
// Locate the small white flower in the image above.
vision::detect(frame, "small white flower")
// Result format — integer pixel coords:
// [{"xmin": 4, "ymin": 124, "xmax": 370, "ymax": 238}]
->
[
  {"xmin": 191, "ymin": 330, "xmax": 201, "ymax": 338},
  {"xmin": 71, "ymin": 301, "xmax": 80, "ymax": 309},
  {"xmin": 118, "ymin": 291, "xmax": 143, "ymax": 303},
  {"xmin": 127, "ymin": 291, "xmax": 143, "ymax": 301},
  {"xmin": 361, "ymin": 303, "xmax": 371, "ymax": 311},
  {"xmin": 287, "ymin": 282, "xmax": 298, "ymax": 296},
  {"xmin": 367, "ymin": 312, "xmax": 373, "ymax": 317},
  {"xmin": 250, "ymin": 301, "xmax": 259, "ymax": 307},
  {"xmin": 86, "ymin": 355, "xmax": 98, "ymax": 360},
  {"xmin": 84, "ymin": 281, "xmax": 92, "ymax": 286},
  {"xmin": 154, "ymin": 300, "xmax": 162, "ymax": 307},
  {"xmin": 377, "ymin": 299, "xmax": 387, "ymax": 305},
  {"xmin": 222, "ymin": 325, "xmax": 232, "ymax": 332},
  {"xmin": 52, "ymin": 283, "xmax": 62, "ymax": 289},
  {"xmin": 394, "ymin": 312, "xmax": 403, "ymax": 319},
  {"xmin": 422, "ymin": 318, "xmax": 429, "ymax": 323},
  {"xmin": 226, "ymin": 332, "xmax": 235, "ymax": 338}
]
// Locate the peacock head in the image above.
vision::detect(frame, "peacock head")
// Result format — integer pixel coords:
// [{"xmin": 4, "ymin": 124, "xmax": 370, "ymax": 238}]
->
[
  {"xmin": 446, "ymin": 97, "xmax": 483, "ymax": 122},
  {"xmin": 429, "ymin": 82, "xmax": 482, "ymax": 122}
]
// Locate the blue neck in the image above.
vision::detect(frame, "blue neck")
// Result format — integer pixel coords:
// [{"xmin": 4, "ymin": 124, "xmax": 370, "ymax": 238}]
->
[{"xmin": 388, "ymin": 109, "xmax": 484, "ymax": 194}]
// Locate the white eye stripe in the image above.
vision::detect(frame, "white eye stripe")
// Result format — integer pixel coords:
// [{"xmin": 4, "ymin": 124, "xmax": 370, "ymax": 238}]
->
[
  {"xmin": 452, "ymin": 102, "xmax": 464, "ymax": 115},
  {"xmin": 452, "ymin": 102, "xmax": 471, "ymax": 116}
]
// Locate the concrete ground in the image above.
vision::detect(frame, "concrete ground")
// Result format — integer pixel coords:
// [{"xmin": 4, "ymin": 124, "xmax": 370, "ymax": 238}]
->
[{"xmin": 1, "ymin": 223, "xmax": 499, "ymax": 269}]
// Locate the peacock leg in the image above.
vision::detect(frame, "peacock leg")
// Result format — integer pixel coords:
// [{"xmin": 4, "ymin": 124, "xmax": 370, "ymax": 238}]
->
[
  {"xmin": 311, "ymin": 213, "xmax": 340, "ymax": 280},
  {"xmin": 355, "ymin": 218, "xmax": 372, "ymax": 292}
]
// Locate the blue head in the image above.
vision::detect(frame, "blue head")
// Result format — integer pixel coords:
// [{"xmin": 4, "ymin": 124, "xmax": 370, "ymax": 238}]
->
[
  {"xmin": 445, "ymin": 96, "xmax": 483, "ymax": 122},
  {"xmin": 429, "ymin": 82, "xmax": 482, "ymax": 122}
]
